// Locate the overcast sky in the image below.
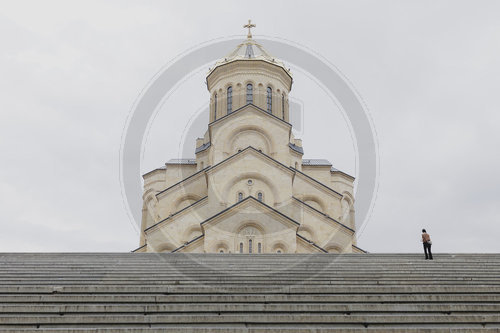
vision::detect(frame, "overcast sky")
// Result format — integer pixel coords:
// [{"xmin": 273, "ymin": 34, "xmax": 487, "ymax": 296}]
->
[{"xmin": 1, "ymin": 0, "xmax": 499, "ymax": 253}]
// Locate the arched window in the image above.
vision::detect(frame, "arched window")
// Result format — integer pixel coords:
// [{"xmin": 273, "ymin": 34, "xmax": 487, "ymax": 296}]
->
[
  {"xmin": 277, "ymin": 250, "xmax": 282, "ymax": 254},
  {"xmin": 257, "ymin": 192, "xmax": 263, "ymax": 202},
  {"xmin": 239, "ymin": 242, "xmax": 243, "ymax": 253},
  {"xmin": 238, "ymin": 192, "xmax": 243, "ymax": 202},
  {"xmin": 219, "ymin": 250, "xmax": 224, "ymax": 253},
  {"xmin": 282, "ymin": 94, "xmax": 285, "ymax": 119},
  {"xmin": 214, "ymin": 93, "xmax": 217, "ymax": 120},
  {"xmin": 266, "ymin": 87, "xmax": 272, "ymax": 112},
  {"xmin": 227, "ymin": 86, "xmax": 232, "ymax": 113},
  {"xmin": 258, "ymin": 242, "xmax": 262, "ymax": 254},
  {"xmin": 249, "ymin": 239, "xmax": 253, "ymax": 253},
  {"xmin": 246, "ymin": 84, "xmax": 253, "ymax": 104}
]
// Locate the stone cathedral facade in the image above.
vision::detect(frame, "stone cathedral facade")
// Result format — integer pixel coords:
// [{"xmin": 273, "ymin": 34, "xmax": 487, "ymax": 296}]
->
[{"xmin": 135, "ymin": 25, "xmax": 364, "ymax": 254}]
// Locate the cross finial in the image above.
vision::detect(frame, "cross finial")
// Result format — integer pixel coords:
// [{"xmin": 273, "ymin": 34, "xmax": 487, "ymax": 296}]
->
[{"xmin": 243, "ymin": 19, "xmax": 256, "ymax": 39}]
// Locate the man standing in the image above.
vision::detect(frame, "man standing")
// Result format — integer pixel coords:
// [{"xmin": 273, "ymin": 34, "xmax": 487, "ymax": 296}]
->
[{"xmin": 421, "ymin": 229, "xmax": 433, "ymax": 260}]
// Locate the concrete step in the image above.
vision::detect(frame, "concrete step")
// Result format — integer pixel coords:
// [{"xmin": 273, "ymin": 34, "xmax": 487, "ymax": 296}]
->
[
  {"xmin": 1, "ymin": 293, "xmax": 500, "ymax": 303},
  {"xmin": 0, "ymin": 253, "xmax": 498, "ymax": 330},
  {"xmin": 0, "ymin": 303, "xmax": 499, "ymax": 313},
  {"xmin": 0, "ymin": 313, "xmax": 499, "ymax": 325},
  {"xmin": 2, "ymin": 284, "xmax": 500, "ymax": 294},
  {"xmin": 1, "ymin": 328, "xmax": 498, "ymax": 332}
]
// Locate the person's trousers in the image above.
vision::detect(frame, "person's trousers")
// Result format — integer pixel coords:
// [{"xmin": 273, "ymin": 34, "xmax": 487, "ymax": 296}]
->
[{"xmin": 423, "ymin": 242, "xmax": 433, "ymax": 260}]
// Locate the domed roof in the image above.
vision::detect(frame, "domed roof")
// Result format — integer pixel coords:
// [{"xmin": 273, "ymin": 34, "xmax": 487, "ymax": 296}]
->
[
  {"xmin": 227, "ymin": 38, "xmax": 275, "ymax": 61},
  {"xmin": 207, "ymin": 21, "xmax": 291, "ymax": 77}
]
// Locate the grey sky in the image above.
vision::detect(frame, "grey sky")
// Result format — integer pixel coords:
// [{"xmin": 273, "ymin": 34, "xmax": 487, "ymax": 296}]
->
[{"xmin": 0, "ymin": 0, "xmax": 499, "ymax": 253}]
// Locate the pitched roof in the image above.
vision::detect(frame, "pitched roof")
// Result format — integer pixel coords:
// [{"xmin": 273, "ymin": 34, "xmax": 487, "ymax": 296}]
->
[
  {"xmin": 142, "ymin": 166, "xmax": 166, "ymax": 178},
  {"xmin": 352, "ymin": 244, "xmax": 368, "ymax": 253},
  {"xmin": 302, "ymin": 159, "xmax": 355, "ymax": 179},
  {"xmin": 289, "ymin": 143, "xmax": 304, "ymax": 154},
  {"xmin": 292, "ymin": 167, "xmax": 342, "ymax": 198},
  {"xmin": 195, "ymin": 142, "xmax": 211, "ymax": 154},
  {"xmin": 166, "ymin": 159, "xmax": 196, "ymax": 165},
  {"xmin": 206, "ymin": 146, "xmax": 294, "ymax": 176},
  {"xmin": 155, "ymin": 167, "xmax": 209, "ymax": 198},
  {"xmin": 209, "ymin": 103, "xmax": 292, "ymax": 128},
  {"xmin": 172, "ymin": 234, "xmax": 204, "ymax": 253},
  {"xmin": 145, "ymin": 196, "xmax": 208, "ymax": 233},
  {"xmin": 131, "ymin": 244, "xmax": 147, "ymax": 253},
  {"xmin": 200, "ymin": 195, "xmax": 301, "ymax": 228},
  {"xmin": 302, "ymin": 159, "xmax": 332, "ymax": 166},
  {"xmin": 296, "ymin": 233, "xmax": 328, "ymax": 253}
]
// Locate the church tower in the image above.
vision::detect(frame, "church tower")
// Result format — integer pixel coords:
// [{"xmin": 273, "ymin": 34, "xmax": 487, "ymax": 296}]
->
[{"xmin": 135, "ymin": 21, "xmax": 364, "ymax": 254}]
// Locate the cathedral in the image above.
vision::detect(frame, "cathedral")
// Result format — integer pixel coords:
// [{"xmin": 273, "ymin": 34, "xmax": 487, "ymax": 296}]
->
[{"xmin": 134, "ymin": 22, "xmax": 364, "ymax": 254}]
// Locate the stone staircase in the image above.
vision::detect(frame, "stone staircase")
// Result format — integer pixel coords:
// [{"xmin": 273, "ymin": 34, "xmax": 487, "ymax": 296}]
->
[{"xmin": 0, "ymin": 253, "xmax": 499, "ymax": 331}]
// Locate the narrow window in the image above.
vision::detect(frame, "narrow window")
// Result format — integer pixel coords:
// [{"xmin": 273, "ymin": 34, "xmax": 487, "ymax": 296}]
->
[
  {"xmin": 258, "ymin": 243, "xmax": 262, "ymax": 254},
  {"xmin": 219, "ymin": 250, "xmax": 224, "ymax": 253},
  {"xmin": 227, "ymin": 86, "xmax": 232, "ymax": 113},
  {"xmin": 267, "ymin": 87, "xmax": 272, "ymax": 112},
  {"xmin": 246, "ymin": 84, "xmax": 253, "ymax": 104},
  {"xmin": 277, "ymin": 250, "xmax": 282, "ymax": 254},
  {"xmin": 214, "ymin": 93, "xmax": 217, "ymax": 120},
  {"xmin": 249, "ymin": 239, "xmax": 253, "ymax": 254},
  {"xmin": 238, "ymin": 192, "xmax": 243, "ymax": 202},
  {"xmin": 282, "ymin": 94, "xmax": 285, "ymax": 119},
  {"xmin": 257, "ymin": 192, "xmax": 263, "ymax": 202},
  {"xmin": 239, "ymin": 242, "xmax": 243, "ymax": 253}
]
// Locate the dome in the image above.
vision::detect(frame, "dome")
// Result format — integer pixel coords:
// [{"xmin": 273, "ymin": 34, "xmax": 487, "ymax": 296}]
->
[{"xmin": 207, "ymin": 21, "xmax": 291, "ymax": 77}]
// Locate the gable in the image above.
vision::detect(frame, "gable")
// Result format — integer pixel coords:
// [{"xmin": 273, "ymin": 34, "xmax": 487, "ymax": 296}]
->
[
  {"xmin": 206, "ymin": 147, "xmax": 294, "ymax": 205},
  {"xmin": 209, "ymin": 103, "xmax": 291, "ymax": 132},
  {"xmin": 207, "ymin": 146, "xmax": 294, "ymax": 176},
  {"xmin": 201, "ymin": 196, "xmax": 300, "ymax": 233}
]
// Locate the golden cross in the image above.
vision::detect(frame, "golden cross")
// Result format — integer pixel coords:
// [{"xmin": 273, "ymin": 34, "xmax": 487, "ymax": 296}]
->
[{"xmin": 243, "ymin": 19, "xmax": 256, "ymax": 39}]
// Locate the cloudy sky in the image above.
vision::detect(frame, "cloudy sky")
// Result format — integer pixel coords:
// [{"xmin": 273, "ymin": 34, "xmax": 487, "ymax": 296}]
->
[{"xmin": 1, "ymin": 0, "xmax": 499, "ymax": 253}]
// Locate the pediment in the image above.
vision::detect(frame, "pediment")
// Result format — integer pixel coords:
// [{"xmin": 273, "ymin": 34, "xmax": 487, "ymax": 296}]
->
[
  {"xmin": 200, "ymin": 196, "xmax": 300, "ymax": 234},
  {"xmin": 209, "ymin": 103, "xmax": 291, "ymax": 132},
  {"xmin": 206, "ymin": 146, "xmax": 294, "ymax": 176}
]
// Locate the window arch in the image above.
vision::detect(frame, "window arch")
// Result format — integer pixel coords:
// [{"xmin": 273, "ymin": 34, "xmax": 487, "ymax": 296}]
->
[
  {"xmin": 266, "ymin": 87, "xmax": 272, "ymax": 112},
  {"xmin": 238, "ymin": 192, "xmax": 243, "ymax": 202},
  {"xmin": 282, "ymin": 94, "xmax": 285, "ymax": 119},
  {"xmin": 214, "ymin": 93, "xmax": 217, "ymax": 121},
  {"xmin": 227, "ymin": 86, "xmax": 232, "ymax": 113},
  {"xmin": 257, "ymin": 192, "xmax": 263, "ymax": 202},
  {"xmin": 246, "ymin": 84, "xmax": 253, "ymax": 104},
  {"xmin": 267, "ymin": 87, "xmax": 273, "ymax": 113}
]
